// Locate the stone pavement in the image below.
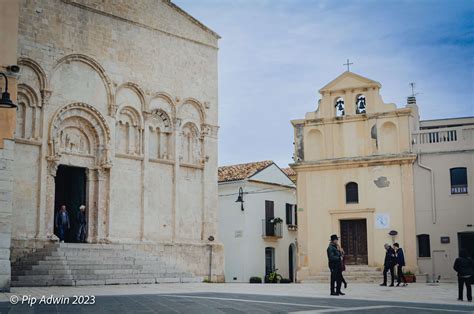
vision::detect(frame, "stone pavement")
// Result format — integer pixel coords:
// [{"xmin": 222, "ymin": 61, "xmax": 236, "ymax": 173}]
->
[{"xmin": 0, "ymin": 282, "xmax": 471, "ymax": 307}]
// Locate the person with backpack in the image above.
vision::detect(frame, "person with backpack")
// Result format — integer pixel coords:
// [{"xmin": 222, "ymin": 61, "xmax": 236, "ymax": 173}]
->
[{"xmin": 453, "ymin": 249, "xmax": 473, "ymax": 302}]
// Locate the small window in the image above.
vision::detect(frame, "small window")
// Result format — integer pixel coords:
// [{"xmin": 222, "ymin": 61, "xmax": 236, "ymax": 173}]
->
[
  {"xmin": 450, "ymin": 167, "xmax": 468, "ymax": 194},
  {"xmin": 417, "ymin": 234, "xmax": 431, "ymax": 257},
  {"xmin": 285, "ymin": 203, "xmax": 293, "ymax": 225},
  {"xmin": 345, "ymin": 182, "xmax": 359, "ymax": 204}
]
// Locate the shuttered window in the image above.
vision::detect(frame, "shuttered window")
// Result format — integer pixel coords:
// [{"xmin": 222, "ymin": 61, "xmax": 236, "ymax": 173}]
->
[
  {"xmin": 450, "ymin": 167, "xmax": 468, "ymax": 194},
  {"xmin": 286, "ymin": 203, "xmax": 292, "ymax": 225},
  {"xmin": 417, "ymin": 234, "xmax": 431, "ymax": 258},
  {"xmin": 345, "ymin": 182, "xmax": 359, "ymax": 204}
]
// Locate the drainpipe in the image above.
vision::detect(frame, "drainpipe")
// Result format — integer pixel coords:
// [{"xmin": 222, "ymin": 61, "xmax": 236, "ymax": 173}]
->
[{"xmin": 416, "ymin": 153, "xmax": 436, "ymax": 224}]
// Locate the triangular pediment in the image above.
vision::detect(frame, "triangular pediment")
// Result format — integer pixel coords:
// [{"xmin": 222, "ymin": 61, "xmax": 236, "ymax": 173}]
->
[{"xmin": 319, "ymin": 71, "xmax": 381, "ymax": 93}]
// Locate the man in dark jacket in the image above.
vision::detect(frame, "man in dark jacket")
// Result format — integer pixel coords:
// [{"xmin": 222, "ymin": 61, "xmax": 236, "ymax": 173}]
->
[
  {"xmin": 380, "ymin": 243, "xmax": 396, "ymax": 287},
  {"xmin": 453, "ymin": 249, "xmax": 473, "ymax": 302},
  {"xmin": 327, "ymin": 234, "xmax": 344, "ymax": 296},
  {"xmin": 393, "ymin": 243, "xmax": 407, "ymax": 286},
  {"xmin": 76, "ymin": 205, "xmax": 87, "ymax": 243},
  {"xmin": 55, "ymin": 205, "xmax": 70, "ymax": 243}
]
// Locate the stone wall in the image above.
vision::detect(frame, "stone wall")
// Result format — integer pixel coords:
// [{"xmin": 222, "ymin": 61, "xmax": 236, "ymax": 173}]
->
[
  {"xmin": 12, "ymin": 0, "xmax": 223, "ymax": 281},
  {"xmin": 0, "ymin": 140, "xmax": 14, "ymax": 291}
]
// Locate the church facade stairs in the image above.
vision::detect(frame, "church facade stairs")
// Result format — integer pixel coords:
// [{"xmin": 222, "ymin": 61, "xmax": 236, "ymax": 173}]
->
[
  {"xmin": 303, "ymin": 265, "xmax": 383, "ymax": 283},
  {"xmin": 11, "ymin": 243, "xmax": 201, "ymax": 287}
]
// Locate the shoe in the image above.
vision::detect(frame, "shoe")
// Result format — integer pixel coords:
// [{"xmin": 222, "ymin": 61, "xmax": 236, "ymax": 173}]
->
[
  {"xmin": 344, "ymin": 282, "xmax": 347, "ymax": 289},
  {"xmin": 389, "ymin": 284, "xmax": 395, "ymax": 287},
  {"xmin": 457, "ymin": 299, "xmax": 463, "ymax": 301},
  {"xmin": 379, "ymin": 283, "xmax": 387, "ymax": 286},
  {"xmin": 338, "ymin": 292, "xmax": 345, "ymax": 296},
  {"xmin": 468, "ymin": 300, "xmax": 472, "ymax": 302},
  {"xmin": 396, "ymin": 283, "xmax": 400, "ymax": 287},
  {"xmin": 403, "ymin": 283, "xmax": 408, "ymax": 287},
  {"xmin": 60, "ymin": 240, "xmax": 64, "ymax": 243},
  {"xmin": 330, "ymin": 293, "xmax": 338, "ymax": 296}
]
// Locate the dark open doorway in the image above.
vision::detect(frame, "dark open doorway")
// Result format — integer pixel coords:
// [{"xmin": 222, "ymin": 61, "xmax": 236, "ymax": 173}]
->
[
  {"xmin": 54, "ymin": 165, "xmax": 87, "ymax": 243},
  {"xmin": 458, "ymin": 232, "xmax": 474, "ymax": 259},
  {"xmin": 289, "ymin": 244, "xmax": 294, "ymax": 282}
]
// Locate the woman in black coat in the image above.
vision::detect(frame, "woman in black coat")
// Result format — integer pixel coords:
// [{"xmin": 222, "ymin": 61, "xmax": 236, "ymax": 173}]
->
[{"xmin": 453, "ymin": 249, "xmax": 473, "ymax": 302}]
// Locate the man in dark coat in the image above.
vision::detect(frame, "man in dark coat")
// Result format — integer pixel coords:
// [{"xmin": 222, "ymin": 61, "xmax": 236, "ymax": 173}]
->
[
  {"xmin": 453, "ymin": 249, "xmax": 473, "ymax": 302},
  {"xmin": 76, "ymin": 205, "xmax": 87, "ymax": 243},
  {"xmin": 380, "ymin": 243, "xmax": 396, "ymax": 287},
  {"xmin": 55, "ymin": 205, "xmax": 70, "ymax": 243},
  {"xmin": 327, "ymin": 234, "xmax": 344, "ymax": 296},
  {"xmin": 393, "ymin": 243, "xmax": 407, "ymax": 286}
]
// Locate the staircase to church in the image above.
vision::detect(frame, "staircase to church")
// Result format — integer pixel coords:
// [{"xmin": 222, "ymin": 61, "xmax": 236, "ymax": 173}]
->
[
  {"xmin": 11, "ymin": 243, "xmax": 201, "ymax": 287},
  {"xmin": 304, "ymin": 265, "xmax": 383, "ymax": 283}
]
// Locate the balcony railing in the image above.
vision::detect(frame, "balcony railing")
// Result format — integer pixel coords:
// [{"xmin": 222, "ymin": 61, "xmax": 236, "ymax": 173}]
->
[
  {"xmin": 262, "ymin": 219, "xmax": 282, "ymax": 239},
  {"xmin": 413, "ymin": 129, "xmax": 458, "ymax": 144}
]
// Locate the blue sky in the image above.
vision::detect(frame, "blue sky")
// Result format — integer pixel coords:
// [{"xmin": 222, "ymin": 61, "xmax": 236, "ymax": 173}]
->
[{"xmin": 175, "ymin": 0, "xmax": 474, "ymax": 167}]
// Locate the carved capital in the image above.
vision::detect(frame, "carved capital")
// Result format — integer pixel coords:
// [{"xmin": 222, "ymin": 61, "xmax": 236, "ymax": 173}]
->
[
  {"xmin": 46, "ymin": 155, "xmax": 61, "ymax": 177},
  {"xmin": 40, "ymin": 89, "xmax": 52, "ymax": 107}
]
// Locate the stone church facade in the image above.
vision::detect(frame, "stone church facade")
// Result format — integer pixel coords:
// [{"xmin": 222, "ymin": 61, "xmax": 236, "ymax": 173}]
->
[{"xmin": 9, "ymin": 0, "xmax": 223, "ymax": 282}]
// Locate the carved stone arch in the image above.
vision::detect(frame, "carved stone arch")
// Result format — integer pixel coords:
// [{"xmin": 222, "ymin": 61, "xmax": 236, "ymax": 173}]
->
[
  {"xmin": 180, "ymin": 97, "xmax": 206, "ymax": 124},
  {"xmin": 51, "ymin": 54, "xmax": 114, "ymax": 115},
  {"xmin": 180, "ymin": 121, "xmax": 201, "ymax": 165},
  {"xmin": 149, "ymin": 92, "xmax": 176, "ymax": 119},
  {"xmin": 117, "ymin": 104, "xmax": 144, "ymax": 129},
  {"xmin": 16, "ymin": 83, "xmax": 42, "ymax": 140},
  {"xmin": 18, "ymin": 57, "xmax": 48, "ymax": 91},
  {"xmin": 48, "ymin": 102, "xmax": 112, "ymax": 168},
  {"xmin": 148, "ymin": 108, "xmax": 172, "ymax": 131},
  {"xmin": 116, "ymin": 82, "xmax": 147, "ymax": 113},
  {"xmin": 147, "ymin": 109, "xmax": 173, "ymax": 160}
]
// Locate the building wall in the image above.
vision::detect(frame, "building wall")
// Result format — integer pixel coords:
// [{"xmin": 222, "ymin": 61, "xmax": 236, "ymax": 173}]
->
[
  {"xmin": 219, "ymin": 175, "xmax": 297, "ymax": 282},
  {"xmin": 413, "ymin": 124, "xmax": 474, "ymax": 280},
  {"xmin": 291, "ymin": 72, "xmax": 417, "ymax": 279},
  {"xmin": 10, "ymin": 0, "xmax": 223, "ymax": 281}
]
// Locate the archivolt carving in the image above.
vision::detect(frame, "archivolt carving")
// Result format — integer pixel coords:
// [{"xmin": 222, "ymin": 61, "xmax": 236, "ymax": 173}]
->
[
  {"xmin": 179, "ymin": 98, "xmax": 206, "ymax": 124},
  {"xmin": 16, "ymin": 84, "xmax": 42, "ymax": 140},
  {"xmin": 48, "ymin": 102, "xmax": 112, "ymax": 168},
  {"xmin": 18, "ymin": 57, "xmax": 48, "ymax": 91},
  {"xmin": 149, "ymin": 92, "xmax": 176, "ymax": 118},
  {"xmin": 51, "ymin": 54, "xmax": 114, "ymax": 116},
  {"xmin": 116, "ymin": 82, "xmax": 147, "ymax": 113},
  {"xmin": 148, "ymin": 109, "xmax": 173, "ymax": 160}
]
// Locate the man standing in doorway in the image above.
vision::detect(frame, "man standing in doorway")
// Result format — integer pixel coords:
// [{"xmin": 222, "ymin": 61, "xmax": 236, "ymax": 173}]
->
[
  {"xmin": 76, "ymin": 205, "xmax": 87, "ymax": 243},
  {"xmin": 327, "ymin": 234, "xmax": 344, "ymax": 296},
  {"xmin": 394, "ymin": 243, "xmax": 407, "ymax": 286},
  {"xmin": 380, "ymin": 243, "xmax": 396, "ymax": 287},
  {"xmin": 55, "ymin": 205, "xmax": 70, "ymax": 243}
]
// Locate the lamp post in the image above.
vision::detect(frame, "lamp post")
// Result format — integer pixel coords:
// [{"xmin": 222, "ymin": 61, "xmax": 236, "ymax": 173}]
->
[
  {"xmin": 235, "ymin": 187, "xmax": 244, "ymax": 211},
  {"xmin": 208, "ymin": 235, "xmax": 215, "ymax": 282},
  {"xmin": 0, "ymin": 73, "xmax": 17, "ymax": 109}
]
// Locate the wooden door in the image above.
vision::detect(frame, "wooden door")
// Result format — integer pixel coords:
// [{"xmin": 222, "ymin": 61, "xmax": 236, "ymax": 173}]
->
[{"xmin": 340, "ymin": 219, "xmax": 368, "ymax": 265}]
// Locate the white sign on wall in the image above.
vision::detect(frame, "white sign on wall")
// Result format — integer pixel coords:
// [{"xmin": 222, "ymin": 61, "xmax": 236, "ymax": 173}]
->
[{"xmin": 375, "ymin": 214, "xmax": 390, "ymax": 229}]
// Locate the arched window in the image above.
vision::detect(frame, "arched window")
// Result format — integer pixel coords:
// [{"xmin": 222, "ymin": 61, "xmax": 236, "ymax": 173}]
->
[
  {"xmin": 181, "ymin": 122, "xmax": 200, "ymax": 165},
  {"xmin": 115, "ymin": 106, "xmax": 142, "ymax": 156},
  {"xmin": 148, "ymin": 109, "xmax": 172, "ymax": 160},
  {"xmin": 345, "ymin": 182, "xmax": 359, "ymax": 204},
  {"xmin": 450, "ymin": 167, "xmax": 468, "ymax": 194},
  {"xmin": 335, "ymin": 97, "xmax": 345, "ymax": 117},
  {"xmin": 356, "ymin": 94, "xmax": 366, "ymax": 114}
]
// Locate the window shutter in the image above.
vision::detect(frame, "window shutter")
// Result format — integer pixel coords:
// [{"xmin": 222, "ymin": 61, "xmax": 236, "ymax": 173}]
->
[
  {"xmin": 417, "ymin": 234, "xmax": 431, "ymax": 257},
  {"xmin": 285, "ymin": 203, "xmax": 292, "ymax": 225},
  {"xmin": 294, "ymin": 205, "xmax": 298, "ymax": 226}
]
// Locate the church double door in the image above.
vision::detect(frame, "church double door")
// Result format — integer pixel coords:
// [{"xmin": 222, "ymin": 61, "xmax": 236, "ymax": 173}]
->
[{"xmin": 340, "ymin": 219, "xmax": 368, "ymax": 265}]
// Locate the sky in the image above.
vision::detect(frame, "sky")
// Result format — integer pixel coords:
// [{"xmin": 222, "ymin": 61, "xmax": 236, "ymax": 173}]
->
[{"xmin": 175, "ymin": 0, "xmax": 474, "ymax": 167}]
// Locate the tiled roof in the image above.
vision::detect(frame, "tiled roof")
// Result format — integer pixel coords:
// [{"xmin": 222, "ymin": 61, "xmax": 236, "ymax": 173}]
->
[
  {"xmin": 282, "ymin": 167, "xmax": 296, "ymax": 177},
  {"xmin": 218, "ymin": 160, "xmax": 273, "ymax": 183}
]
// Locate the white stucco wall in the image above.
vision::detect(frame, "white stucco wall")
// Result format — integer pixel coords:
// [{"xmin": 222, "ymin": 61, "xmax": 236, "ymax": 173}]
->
[{"xmin": 218, "ymin": 167, "xmax": 297, "ymax": 283}]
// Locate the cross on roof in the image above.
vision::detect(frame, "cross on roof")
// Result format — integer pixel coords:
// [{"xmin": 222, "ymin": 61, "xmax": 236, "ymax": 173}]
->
[{"xmin": 343, "ymin": 59, "xmax": 353, "ymax": 72}]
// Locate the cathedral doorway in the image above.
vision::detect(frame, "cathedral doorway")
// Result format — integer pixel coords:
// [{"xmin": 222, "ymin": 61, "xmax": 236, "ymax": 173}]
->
[
  {"xmin": 54, "ymin": 165, "xmax": 87, "ymax": 243},
  {"xmin": 340, "ymin": 219, "xmax": 368, "ymax": 265}
]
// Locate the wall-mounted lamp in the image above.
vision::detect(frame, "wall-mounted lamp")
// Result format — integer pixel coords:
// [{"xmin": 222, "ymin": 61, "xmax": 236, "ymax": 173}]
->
[
  {"xmin": 389, "ymin": 230, "xmax": 398, "ymax": 244},
  {"xmin": 235, "ymin": 187, "xmax": 244, "ymax": 211},
  {"xmin": 0, "ymin": 73, "xmax": 17, "ymax": 109}
]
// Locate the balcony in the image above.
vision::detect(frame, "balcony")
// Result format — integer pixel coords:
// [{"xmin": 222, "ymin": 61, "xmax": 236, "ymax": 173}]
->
[
  {"xmin": 412, "ymin": 126, "xmax": 474, "ymax": 153},
  {"xmin": 262, "ymin": 219, "xmax": 282, "ymax": 240}
]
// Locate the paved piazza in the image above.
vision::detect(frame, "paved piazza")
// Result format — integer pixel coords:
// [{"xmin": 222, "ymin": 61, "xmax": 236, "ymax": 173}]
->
[{"xmin": 1, "ymin": 283, "xmax": 473, "ymax": 313}]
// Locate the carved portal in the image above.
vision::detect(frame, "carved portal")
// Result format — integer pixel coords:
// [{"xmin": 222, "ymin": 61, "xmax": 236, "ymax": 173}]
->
[{"xmin": 45, "ymin": 103, "xmax": 112, "ymax": 242}]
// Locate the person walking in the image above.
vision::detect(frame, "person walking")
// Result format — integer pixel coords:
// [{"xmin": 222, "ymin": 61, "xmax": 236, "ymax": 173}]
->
[
  {"xmin": 55, "ymin": 205, "xmax": 70, "ymax": 243},
  {"xmin": 393, "ymin": 243, "xmax": 407, "ymax": 287},
  {"xmin": 380, "ymin": 243, "xmax": 396, "ymax": 287},
  {"xmin": 76, "ymin": 205, "xmax": 87, "ymax": 243},
  {"xmin": 453, "ymin": 249, "xmax": 473, "ymax": 302},
  {"xmin": 327, "ymin": 234, "xmax": 344, "ymax": 296},
  {"xmin": 337, "ymin": 244, "xmax": 348, "ymax": 289}
]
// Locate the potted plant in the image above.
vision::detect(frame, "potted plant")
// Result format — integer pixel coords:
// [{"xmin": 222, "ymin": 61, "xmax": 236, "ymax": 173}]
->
[
  {"xmin": 403, "ymin": 271, "xmax": 416, "ymax": 283},
  {"xmin": 265, "ymin": 269, "xmax": 282, "ymax": 283},
  {"xmin": 279, "ymin": 278, "xmax": 291, "ymax": 284},
  {"xmin": 270, "ymin": 217, "xmax": 283, "ymax": 224},
  {"xmin": 249, "ymin": 276, "xmax": 262, "ymax": 284}
]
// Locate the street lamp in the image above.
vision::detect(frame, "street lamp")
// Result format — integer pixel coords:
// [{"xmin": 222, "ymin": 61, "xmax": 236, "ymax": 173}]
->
[
  {"xmin": 0, "ymin": 73, "xmax": 17, "ymax": 109},
  {"xmin": 235, "ymin": 187, "xmax": 244, "ymax": 211}
]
